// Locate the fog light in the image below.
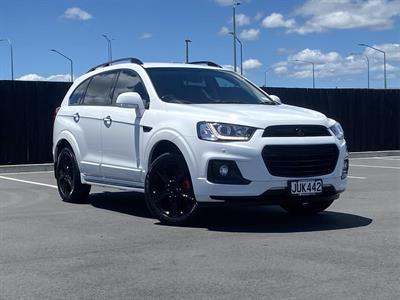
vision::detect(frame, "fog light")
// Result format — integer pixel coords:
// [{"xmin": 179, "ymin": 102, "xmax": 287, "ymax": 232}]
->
[
  {"xmin": 207, "ymin": 160, "xmax": 251, "ymax": 185},
  {"xmin": 342, "ymin": 158, "xmax": 349, "ymax": 179},
  {"xmin": 219, "ymin": 164, "xmax": 229, "ymax": 176}
]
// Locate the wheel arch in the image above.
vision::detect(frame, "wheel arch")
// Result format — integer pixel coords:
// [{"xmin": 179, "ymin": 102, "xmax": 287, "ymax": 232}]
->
[
  {"xmin": 53, "ymin": 131, "xmax": 81, "ymax": 164},
  {"xmin": 148, "ymin": 140, "xmax": 183, "ymax": 166},
  {"xmin": 144, "ymin": 131, "xmax": 198, "ymax": 182}
]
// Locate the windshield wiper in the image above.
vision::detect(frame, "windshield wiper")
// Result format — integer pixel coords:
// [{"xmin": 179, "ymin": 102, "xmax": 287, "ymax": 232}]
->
[{"xmin": 214, "ymin": 100, "xmax": 245, "ymax": 104}]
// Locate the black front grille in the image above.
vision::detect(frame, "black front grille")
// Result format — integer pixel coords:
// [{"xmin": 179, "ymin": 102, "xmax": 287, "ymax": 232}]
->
[
  {"xmin": 262, "ymin": 144, "xmax": 339, "ymax": 177},
  {"xmin": 263, "ymin": 125, "xmax": 331, "ymax": 137}
]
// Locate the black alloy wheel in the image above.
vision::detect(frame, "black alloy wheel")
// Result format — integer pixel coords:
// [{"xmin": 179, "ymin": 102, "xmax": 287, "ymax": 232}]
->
[
  {"xmin": 56, "ymin": 147, "xmax": 90, "ymax": 203},
  {"xmin": 145, "ymin": 153, "xmax": 198, "ymax": 225}
]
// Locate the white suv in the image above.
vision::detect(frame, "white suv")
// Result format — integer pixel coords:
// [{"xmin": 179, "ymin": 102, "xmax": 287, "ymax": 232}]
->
[{"xmin": 53, "ymin": 58, "xmax": 348, "ymax": 225}]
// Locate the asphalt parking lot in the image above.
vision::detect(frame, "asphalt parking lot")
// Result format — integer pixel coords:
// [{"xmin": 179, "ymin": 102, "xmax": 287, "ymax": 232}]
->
[{"xmin": 1, "ymin": 156, "xmax": 399, "ymax": 299}]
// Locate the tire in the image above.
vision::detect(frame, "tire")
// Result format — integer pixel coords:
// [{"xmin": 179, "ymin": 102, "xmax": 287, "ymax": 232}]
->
[
  {"xmin": 56, "ymin": 147, "xmax": 91, "ymax": 203},
  {"xmin": 280, "ymin": 200, "xmax": 334, "ymax": 215},
  {"xmin": 145, "ymin": 153, "xmax": 198, "ymax": 225}
]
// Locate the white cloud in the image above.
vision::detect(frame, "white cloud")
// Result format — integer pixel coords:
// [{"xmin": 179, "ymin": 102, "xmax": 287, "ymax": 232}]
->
[
  {"xmin": 47, "ymin": 74, "xmax": 72, "ymax": 81},
  {"xmin": 225, "ymin": 13, "xmax": 250, "ymax": 28},
  {"xmin": 214, "ymin": 0, "xmax": 250, "ymax": 6},
  {"xmin": 222, "ymin": 64, "xmax": 234, "ymax": 71},
  {"xmin": 289, "ymin": 0, "xmax": 400, "ymax": 34},
  {"xmin": 243, "ymin": 59, "xmax": 262, "ymax": 70},
  {"xmin": 289, "ymin": 48, "xmax": 341, "ymax": 64},
  {"xmin": 17, "ymin": 74, "xmax": 44, "ymax": 81},
  {"xmin": 140, "ymin": 32, "xmax": 152, "ymax": 39},
  {"xmin": 218, "ymin": 26, "xmax": 230, "ymax": 35},
  {"xmin": 270, "ymin": 62, "xmax": 289, "ymax": 75},
  {"xmin": 234, "ymin": 13, "xmax": 250, "ymax": 27},
  {"xmin": 254, "ymin": 12, "xmax": 264, "ymax": 21},
  {"xmin": 274, "ymin": 66, "xmax": 288, "ymax": 75},
  {"xmin": 215, "ymin": 0, "xmax": 234, "ymax": 6},
  {"xmin": 17, "ymin": 74, "xmax": 71, "ymax": 82},
  {"xmin": 276, "ymin": 48, "xmax": 297, "ymax": 55},
  {"xmin": 261, "ymin": 13, "xmax": 296, "ymax": 28},
  {"xmin": 239, "ymin": 28, "xmax": 260, "ymax": 40},
  {"xmin": 273, "ymin": 45, "xmax": 400, "ymax": 81},
  {"xmin": 362, "ymin": 43, "xmax": 400, "ymax": 62},
  {"xmin": 63, "ymin": 7, "xmax": 93, "ymax": 21}
]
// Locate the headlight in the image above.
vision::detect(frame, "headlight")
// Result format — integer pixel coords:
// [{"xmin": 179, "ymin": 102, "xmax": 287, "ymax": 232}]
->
[
  {"xmin": 197, "ymin": 122, "xmax": 256, "ymax": 141},
  {"xmin": 329, "ymin": 122, "xmax": 344, "ymax": 140}
]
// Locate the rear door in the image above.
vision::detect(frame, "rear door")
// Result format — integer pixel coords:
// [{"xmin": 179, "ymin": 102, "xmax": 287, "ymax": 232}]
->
[
  {"xmin": 75, "ymin": 71, "xmax": 116, "ymax": 177},
  {"xmin": 100, "ymin": 69, "xmax": 149, "ymax": 185}
]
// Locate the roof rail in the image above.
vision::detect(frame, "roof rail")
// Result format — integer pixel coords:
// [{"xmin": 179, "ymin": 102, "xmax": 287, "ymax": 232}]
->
[
  {"xmin": 87, "ymin": 57, "xmax": 144, "ymax": 73},
  {"xmin": 189, "ymin": 61, "xmax": 222, "ymax": 68}
]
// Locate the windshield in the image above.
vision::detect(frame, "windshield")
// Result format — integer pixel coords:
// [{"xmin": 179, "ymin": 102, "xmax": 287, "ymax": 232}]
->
[{"xmin": 146, "ymin": 67, "xmax": 274, "ymax": 104}]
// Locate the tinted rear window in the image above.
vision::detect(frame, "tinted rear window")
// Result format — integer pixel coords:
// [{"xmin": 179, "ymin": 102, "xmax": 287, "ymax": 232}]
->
[
  {"xmin": 69, "ymin": 79, "xmax": 89, "ymax": 105},
  {"xmin": 83, "ymin": 72, "xmax": 117, "ymax": 106}
]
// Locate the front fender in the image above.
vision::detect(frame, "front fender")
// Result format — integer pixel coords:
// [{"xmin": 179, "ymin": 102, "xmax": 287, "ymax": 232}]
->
[{"xmin": 143, "ymin": 129, "xmax": 198, "ymax": 182}]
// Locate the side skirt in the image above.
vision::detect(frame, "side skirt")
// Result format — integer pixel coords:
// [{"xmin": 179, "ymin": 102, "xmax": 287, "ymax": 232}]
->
[{"xmin": 82, "ymin": 174, "xmax": 145, "ymax": 193}]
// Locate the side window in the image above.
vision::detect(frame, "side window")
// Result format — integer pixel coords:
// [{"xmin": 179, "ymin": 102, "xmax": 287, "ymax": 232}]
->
[
  {"xmin": 112, "ymin": 69, "xmax": 149, "ymax": 108},
  {"xmin": 69, "ymin": 79, "xmax": 90, "ymax": 105},
  {"xmin": 82, "ymin": 71, "xmax": 117, "ymax": 106},
  {"xmin": 183, "ymin": 78, "xmax": 206, "ymax": 87},
  {"xmin": 215, "ymin": 76, "xmax": 236, "ymax": 88}
]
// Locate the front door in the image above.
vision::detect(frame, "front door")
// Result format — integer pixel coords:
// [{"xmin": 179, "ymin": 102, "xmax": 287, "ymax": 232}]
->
[{"xmin": 100, "ymin": 69, "xmax": 149, "ymax": 186}]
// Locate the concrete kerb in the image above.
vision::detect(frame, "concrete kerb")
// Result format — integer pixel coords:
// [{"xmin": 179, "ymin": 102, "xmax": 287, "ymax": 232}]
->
[
  {"xmin": 0, "ymin": 163, "xmax": 53, "ymax": 174},
  {"xmin": 349, "ymin": 150, "xmax": 400, "ymax": 158}
]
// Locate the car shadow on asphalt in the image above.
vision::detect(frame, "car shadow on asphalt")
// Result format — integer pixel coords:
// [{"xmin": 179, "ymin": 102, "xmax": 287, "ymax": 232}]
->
[{"xmin": 87, "ymin": 191, "xmax": 373, "ymax": 233}]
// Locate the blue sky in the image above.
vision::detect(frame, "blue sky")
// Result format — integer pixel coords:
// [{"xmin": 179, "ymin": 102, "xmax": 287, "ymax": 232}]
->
[{"xmin": 0, "ymin": 0, "xmax": 399, "ymax": 88}]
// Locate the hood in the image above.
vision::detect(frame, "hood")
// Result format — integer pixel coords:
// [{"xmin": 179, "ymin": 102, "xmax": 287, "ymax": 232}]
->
[{"xmin": 166, "ymin": 103, "xmax": 329, "ymax": 128}]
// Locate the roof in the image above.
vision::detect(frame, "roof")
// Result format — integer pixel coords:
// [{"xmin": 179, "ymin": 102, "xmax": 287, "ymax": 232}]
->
[
  {"xmin": 142, "ymin": 62, "xmax": 222, "ymax": 69},
  {"xmin": 86, "ymin": 59, "xmax": 227, "ymax": 75}
]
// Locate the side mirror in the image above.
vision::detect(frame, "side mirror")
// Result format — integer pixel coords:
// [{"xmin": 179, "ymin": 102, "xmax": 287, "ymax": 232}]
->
[
  {"xmin": 116, "ymin": 92, "xmax": 145, "ymax": 116},
  {"xmin": 269, "ymin": 94, "xmax": 282, "ymax": 104}
]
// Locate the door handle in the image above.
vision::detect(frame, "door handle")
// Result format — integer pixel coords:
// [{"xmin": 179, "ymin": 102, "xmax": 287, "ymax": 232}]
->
[
  {"xmin": 73, "ymin": 113, "xmax": 80, "ymax": 123},
  {"xmin": 103, "ymin": 116, "xmax": 112, "ymax": 128}
]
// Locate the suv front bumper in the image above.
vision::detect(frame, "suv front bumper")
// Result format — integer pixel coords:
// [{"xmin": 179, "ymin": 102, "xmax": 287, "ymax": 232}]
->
[{"xmin": 186, "ymin": 133, "xmax": 348, "ymax": 203}]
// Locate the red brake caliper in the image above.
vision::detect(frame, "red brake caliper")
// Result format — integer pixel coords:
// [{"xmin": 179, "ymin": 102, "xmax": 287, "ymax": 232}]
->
[{"xmin": 182, "ymin": 178, "xmax": 192, "ymax": 191}]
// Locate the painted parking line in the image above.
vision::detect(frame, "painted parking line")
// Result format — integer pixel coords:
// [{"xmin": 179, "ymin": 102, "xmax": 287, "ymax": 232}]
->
[
  {"xmin": 348, "ymin": 176, "xmax": 367, "ymax": 179},
  {"xmin": 351, "ymin": 156, "xmax": 400, "ymax": 160},
  {"xmin": 0, "ymin": 171, "xmax": 53, "ymax": 176},
  {"xmin": 350, "ymin": 164, "xmax": 400, "ymax": 170},
  {"xmin": 0, "ymin": 175, "xmax": 57, "ymax": 189},
  {"xmin": 373, "ymin": 157, "xmax": 400, "ymax": 161}
]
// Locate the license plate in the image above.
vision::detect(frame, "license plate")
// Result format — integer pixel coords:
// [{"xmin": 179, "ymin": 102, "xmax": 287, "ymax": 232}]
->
[{"xmin": 289, "ymin": 179, "xmax": 323, "ymax": 195}]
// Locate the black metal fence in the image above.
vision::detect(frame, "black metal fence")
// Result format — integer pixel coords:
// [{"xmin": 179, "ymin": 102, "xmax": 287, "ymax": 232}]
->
[
  {"xmin": 0, "ymin": 80, "xmax": 399, "ymax": 165},
  {"xmin": 262, "ymin": 87, "xmax": 400, "ymax": 153},
  {"xmin": 0, "ymin": 81, "xmax": 71, "ymax": 165}
]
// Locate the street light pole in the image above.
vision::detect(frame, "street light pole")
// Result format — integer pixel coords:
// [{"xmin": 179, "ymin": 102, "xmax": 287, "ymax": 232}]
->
[
  {"xmin": 350, "ymin": 52, "xmax": 370, "ymax": 88},
  {"xmin": 102, "ymin": 34, "xmax": 113, "ymax": 61},
  {"xmin": 358, "ymin": 43, "xmax": 386, "ymax": 89},
  {"xmin": 238, "ymin": 37, "xmax": 242, "ymax": 75},
  {"xmin": 264, "ymin": 67, "xmax": 273, "ymax": 87},
  {"xmin": 312, "ymin": 63, "xmax": 315, "ymax": 88},
  {"xmin": 229, "ymin": 32, "xmax": 242, "ymax": 75},
  {"xmin": 366, "ymin": 55, "xmax": 370, "ymax": 89},
  {"xmin": 295, "ymin": 59, "xmax": 315, "ymax": 88},
  {"xmin": 232, "ymin": 1, "xmax": 240, "ymax": 73},
  {"xmin": 264, "ymin": 70, "xmax": 267, "ymax": 87},
  {"xmin": 50, "ymin": 49, "xmax": 74, "ymax": 82},
  {"xmin": 185, "ymin": 39, "xmax": 192, "ymax": 63},
  {"xmin": 0, "ymin": 39, "xmax": 14, "ymax": 80}
]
